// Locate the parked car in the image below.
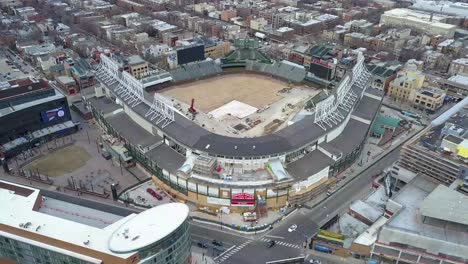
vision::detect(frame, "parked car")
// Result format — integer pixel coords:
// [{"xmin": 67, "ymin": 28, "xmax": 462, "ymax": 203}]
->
[
  {"xmin": 197, "ymin": 242, "xmax": 208, "ymax": 248},
  {"xmin": 288, "ymin": 224, "xmax": 297, "ymax": 232},
  {"xmin": 309, "ymin": 259, "xmax": 322, "ymax": 264},
  {"xmin": 212, "ymin": 240, "xmax": 223, "ymax": 247},
  {"xmin": 146, "ymin": 188, "xmax": 163, "ymax": 200},
  {"xmin": 266, "ymin": 240, "xmax": 276, "ymax": 248}
]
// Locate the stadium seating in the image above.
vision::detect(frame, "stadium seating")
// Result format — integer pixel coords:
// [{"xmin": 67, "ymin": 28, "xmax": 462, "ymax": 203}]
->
[{"xmin": 170, "ymin": 60, "xmax": 222, "ymax": 82}]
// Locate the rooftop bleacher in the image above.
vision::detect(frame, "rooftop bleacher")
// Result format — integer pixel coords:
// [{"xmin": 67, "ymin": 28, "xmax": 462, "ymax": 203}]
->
[{"xmin": 170, "ymin": 60, "xmax": 222, "ymax": 82}]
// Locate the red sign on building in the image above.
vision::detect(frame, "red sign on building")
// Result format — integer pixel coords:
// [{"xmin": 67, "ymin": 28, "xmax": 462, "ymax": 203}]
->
[
  {"xmin": 231, "ymin": 193, "xmax": 255, "ymax": 205},
  {"xmin": 312, "ymin": 58, "xmax": 332, "ymax": 69}
]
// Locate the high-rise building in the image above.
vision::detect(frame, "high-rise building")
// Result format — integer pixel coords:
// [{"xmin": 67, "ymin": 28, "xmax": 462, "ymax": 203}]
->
[{"xmin": 0, "ymin": 181, "xmax": 191, "ymax": 264}]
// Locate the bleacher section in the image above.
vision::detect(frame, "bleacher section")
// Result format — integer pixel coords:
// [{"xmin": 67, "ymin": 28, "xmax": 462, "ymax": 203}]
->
[
  {"xmin": 170, "ymin": 60, "xmax": 222, "ymax": 82},
  {"xmin": 246, "ymin": 61, "xmax": 307, "ymax": 83}
]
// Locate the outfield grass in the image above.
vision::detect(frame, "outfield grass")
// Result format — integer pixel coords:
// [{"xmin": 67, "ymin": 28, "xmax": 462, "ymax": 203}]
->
[{"xmin": 25, "ymin": 145, "xmax": 91, "ymax": 177}]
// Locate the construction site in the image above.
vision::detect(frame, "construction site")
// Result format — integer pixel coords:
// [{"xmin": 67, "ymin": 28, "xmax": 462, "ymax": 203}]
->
[{"xmin": 158, "ymin": 73, "xmax": 319, "ymax": 137}]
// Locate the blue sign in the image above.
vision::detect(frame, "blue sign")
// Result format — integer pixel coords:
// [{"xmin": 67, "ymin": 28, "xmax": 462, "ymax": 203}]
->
[{"xmin": 41, "ymin": 106, "xmax": 66, "ymax": 123}]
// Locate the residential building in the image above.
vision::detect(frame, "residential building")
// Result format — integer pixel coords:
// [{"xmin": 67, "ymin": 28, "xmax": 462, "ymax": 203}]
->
[
  {"xmin": 177, "ymin": 36, "xmax": 230, "ymax": 59},
  {"xmin": 56, "ymin": 76, "xmax": 78, "ymax": 95},
  {"xmin": 112, "ymin": 55, "xmax": 149, "ymax": 79},
  {"xmin": 287, "ymin": 19, "xmax": 322, "ymax": 35},
  {"xmin": 449, "ymin": 58, "xmax": 468, "ymax": 75},
  {"xmin": 345, "ymin": 19, "xmax": 374, "ymax": 35},
  {"xmin": 367, "ymin": 62, "xmax": 401, "ymax": 94},
  {"xmin": 440, "ymin": 74, "xmax": 468, "ymax": 100},
  {"xmin": 387, "ymin": 70, "xmax": 425, "ymax": 102},
  {"xmin": 0, "ymin": 180, "xmax": 191, "ymax": 264},
  {"xmin": 250, "ymin": 17, "xmax": 268, "ymax": 31},
  {"xmin": 127, "ymin": 55, "xmax": 149, "ymax": 78},
  {"xmin": 220, "ymin": 10, "xmax": 237, "ymax": 22},
  {"xmin": 146, "ymin": 44, "xmax": 172, "ymax": 57},
  {"xmin": 379, "ymin": 9, "xmax": 457, "ymax": 38},
  {"xmin": 413, "ymin": 87, "xmax": 446, "ymax": 112}
]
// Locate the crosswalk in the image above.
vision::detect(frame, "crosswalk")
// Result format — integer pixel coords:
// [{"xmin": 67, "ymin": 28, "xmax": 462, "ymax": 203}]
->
[
  {"xmin": 215, "ymin": 240, "xmax": 252, "ymax": 263},
  {"xmin": 259, "ymin": 238, "xmax": 302, "ymax": 249}
]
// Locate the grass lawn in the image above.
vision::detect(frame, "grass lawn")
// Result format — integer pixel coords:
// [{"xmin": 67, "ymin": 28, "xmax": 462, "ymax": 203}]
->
[{"xmin": 25, "ymin": 145, "xmax": 91, "ymax": 177}]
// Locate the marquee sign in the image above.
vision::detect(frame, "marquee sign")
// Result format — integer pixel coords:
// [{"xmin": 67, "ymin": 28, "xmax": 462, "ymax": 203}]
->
[{"xmin": 231, "ymin": 193, "xmax": 255, "ymax": 206}]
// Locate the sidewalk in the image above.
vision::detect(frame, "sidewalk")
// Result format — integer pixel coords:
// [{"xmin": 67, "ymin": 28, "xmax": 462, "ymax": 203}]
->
[
  {"xmin": 190, "ymin": 208, "xmax": 284, "ymax": 228},
  {"xmin": 306, "ymin": 250, "xmax": 366, "ymax": 264},
  {"xmin": 191, "ymin": 246, "xmax": 216, "ymax": 264}
]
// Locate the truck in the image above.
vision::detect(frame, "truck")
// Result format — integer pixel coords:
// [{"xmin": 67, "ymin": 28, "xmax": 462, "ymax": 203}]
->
[{"xmin": 314, "ymin": 244, "xmax": 332, "ymax": 253}]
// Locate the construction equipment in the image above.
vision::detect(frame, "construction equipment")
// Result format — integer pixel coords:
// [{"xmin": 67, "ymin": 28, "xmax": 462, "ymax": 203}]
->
[
  {"xmin": 188, "ymin": 98, "xmax": 197, "ymax": 114},
  {"xmin": 287, "ymin": 82, "xmax": 293, "ymax": 92}
]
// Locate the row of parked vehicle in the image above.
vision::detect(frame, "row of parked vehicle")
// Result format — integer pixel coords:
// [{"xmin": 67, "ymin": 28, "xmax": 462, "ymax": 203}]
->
[{"xmin": 146, "ymin": 188, "xmax": 163, "ymax": 201}]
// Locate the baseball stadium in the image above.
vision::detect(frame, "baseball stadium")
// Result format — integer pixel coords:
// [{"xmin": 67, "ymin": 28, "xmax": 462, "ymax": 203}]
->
[{"xmin": 85, "ymin": 39, "xmax": 383, "ymax": 212}]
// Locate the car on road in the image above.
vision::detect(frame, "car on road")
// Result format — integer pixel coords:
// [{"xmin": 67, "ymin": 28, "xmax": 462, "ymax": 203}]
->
[
  {"xmin": 266, "ymin": 240, "xmax": 276, "ymax": 248},
  {"xmin": 288, "ymin": 224, "xmax": 297, "ymax": 232},
  {"xmin": 197, "ymin": 242, "xmax": 208, "ymax": 248},
  {"xmin": 371, "ymin": 170, "xmax": 383, "ymax": 179},
  {"xmin": 309, "ymin": 259, "xmax": 322, "ymax": 264},
  {"xmin": 146, "ymin": 188, "xmax": 163, "ymax": 200},
  {"xmin": 212, "ymin": 240, "xmax": 223, "ymax": 247}
]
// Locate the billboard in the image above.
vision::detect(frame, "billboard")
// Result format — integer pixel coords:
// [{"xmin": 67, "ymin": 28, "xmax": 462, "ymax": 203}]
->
[
  {"xmin": 310, "ymin": 59, "xmax": 333, "ymax": 80},
  {"xmin": 40, "ymin": 106, "xmax": 66, "ymax": 123},
  {"xmin": 176, "ymin": 44, "xmax": 205, "ymax": 65},
  {"xmin": 231, "ymin": 192, "xmax": 255, "ymax": 206}
]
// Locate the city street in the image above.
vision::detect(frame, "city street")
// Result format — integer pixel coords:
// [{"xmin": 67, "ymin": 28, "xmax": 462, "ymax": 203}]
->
[{"xmin": 190, "ymin": 145, "xmax": 402, "ymax": 264}]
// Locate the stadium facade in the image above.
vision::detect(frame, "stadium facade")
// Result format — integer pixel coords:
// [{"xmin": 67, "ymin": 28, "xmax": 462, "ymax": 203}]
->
[{"xmin": 85, "ymin": 42, "xmax": 383, "ymax": 210}]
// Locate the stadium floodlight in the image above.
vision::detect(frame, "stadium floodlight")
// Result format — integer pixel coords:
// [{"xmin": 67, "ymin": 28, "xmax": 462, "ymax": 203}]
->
[
  {"xmin": 146, "ymin": 94, "xmax": 174, "ymax": 128},
  {"xmin": 314, "ymin": 95, "xmax": 344, "ymax": 130},
  {"xmin": 96, "ymin": 54, "xmax": 143, "ymax": 107}
]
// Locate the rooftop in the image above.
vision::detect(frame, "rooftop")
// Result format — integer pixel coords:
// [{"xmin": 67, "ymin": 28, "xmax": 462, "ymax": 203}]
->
[
  {"xmin": 127, "ymin": 55, "xmax": 146, "ymax": 66},
  {"xmin": 0, "ymin": 180, "xmax": 190, "ymax": 259},
  {"xmin": 379, "ymin": 176, "xmax": 468, "ymax": 261},
  {"xmin": 453, "ymin": 58, "xmax": 468, "ymax": 65},
  {"xmin": 448, "ymin": 74, "xmax": 468, "ymax": 85},
  {"xmin": 108, "ymin": 203, "xmax": 189, "ymax": 253},
  {"xmin": 382, "ymin": 8, "xmax": 456, "ymax": 30},
  {"xmin": 412, "ymin": 0, "xmax": 468, "ymax": 17},
  {"xmin": 419, "ymin": 185, "xmax": 468, "ymax": 226},
  {"xmin": 350, "ymin": 200, "xmax": 383, "ymax": 223}
]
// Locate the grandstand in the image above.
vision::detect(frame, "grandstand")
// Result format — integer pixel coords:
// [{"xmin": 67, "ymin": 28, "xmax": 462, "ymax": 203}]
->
[{"xmin": 170, "ymin": 60, "xmax": 222, "ymax": 82}]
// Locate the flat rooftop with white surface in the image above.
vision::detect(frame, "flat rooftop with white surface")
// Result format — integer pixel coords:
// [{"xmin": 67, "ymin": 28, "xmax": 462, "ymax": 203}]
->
[{"xmin": 0, "ymin": 180, "xmax": 191, "ymax": 264}]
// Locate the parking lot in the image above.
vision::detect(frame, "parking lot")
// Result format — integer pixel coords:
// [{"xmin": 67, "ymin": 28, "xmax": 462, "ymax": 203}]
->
[
  {"xmin": 0, "ymin": 49, "xmax": 39, "ymax": 82},
  {"xmin": 121, "ymin": 181, "xmax": 174, "ymax": 208}
]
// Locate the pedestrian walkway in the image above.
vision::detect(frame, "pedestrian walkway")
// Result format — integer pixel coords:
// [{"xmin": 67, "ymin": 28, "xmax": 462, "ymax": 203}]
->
[
  {"xmin": 215, "ymin": 240, "xmax": 253, "ymax": 263},
  {"xmin": 259, "ymin": 238, "xmax": 301, "ymax": 249}
]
